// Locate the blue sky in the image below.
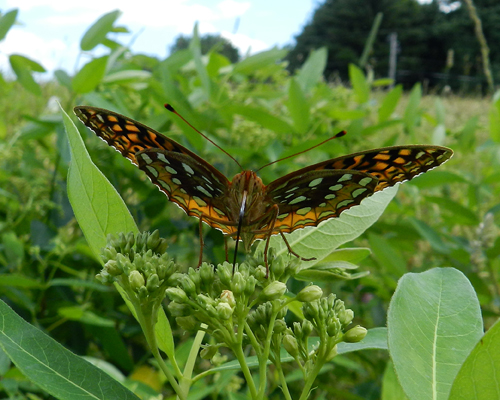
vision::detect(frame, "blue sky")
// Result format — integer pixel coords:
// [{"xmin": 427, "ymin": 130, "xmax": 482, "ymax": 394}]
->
[{"xmin": 0, "ymin": 0, "xmax": 317, "ymax": 76}]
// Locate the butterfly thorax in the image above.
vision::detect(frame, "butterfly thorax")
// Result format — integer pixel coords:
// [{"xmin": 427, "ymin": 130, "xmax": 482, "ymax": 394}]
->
[{"xmin": 229, "ymin": 170, "xmax": 274, "ymax": 251}]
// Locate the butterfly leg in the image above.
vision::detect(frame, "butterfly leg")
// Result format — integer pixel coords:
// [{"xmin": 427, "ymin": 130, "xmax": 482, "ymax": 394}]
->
[
  {"xmin": 198, "ymin": 218, "xmax": 204, "ymax": 267},
  {"xmin": 279, "ymin": 231, "xmax": 316, "ymax": 262},
  {"xmin": 262, "ymin": 204, "xmax": 280, "ymax": 279},
  {"xmin": 224, "ymin": 236, "xmax": 229, "ymax": 262}
]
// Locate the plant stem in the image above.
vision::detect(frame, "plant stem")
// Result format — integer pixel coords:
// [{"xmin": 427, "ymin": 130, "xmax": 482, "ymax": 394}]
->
[
  {"xmin": 177, "ymin": 325, "xmax": 206, "ymax": 396},
  {"xmin": 232, "ymin": 343, "xmax": 258, "ymax": 399},
  {"xmin": 273, "ymin": 342, "xmax": 292, "ymax": 400},
  {"xmin": 136, "ymin": 304, "xmax": 186, "ymax": 400}
]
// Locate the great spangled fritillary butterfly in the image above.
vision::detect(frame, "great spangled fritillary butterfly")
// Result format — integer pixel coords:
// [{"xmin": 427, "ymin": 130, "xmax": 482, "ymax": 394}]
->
[{"xmin": 74, "ymin": 105, "xmax": 453, "ymax": 274}]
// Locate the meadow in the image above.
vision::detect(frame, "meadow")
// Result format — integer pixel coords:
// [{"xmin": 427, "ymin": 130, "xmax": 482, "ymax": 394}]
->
[{"xmin": 0, "ymin": 10, "xmax": 499, "ymax": 400}]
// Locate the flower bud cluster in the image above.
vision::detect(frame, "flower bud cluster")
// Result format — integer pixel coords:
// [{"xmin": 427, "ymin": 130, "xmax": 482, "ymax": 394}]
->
[
  {"xmin": 247, "ymin": 301, "xmax": 288, "ymax": 341},
  {"xmin": 96, "ymin": 231, "xmax": 177, "ymax": 301}
]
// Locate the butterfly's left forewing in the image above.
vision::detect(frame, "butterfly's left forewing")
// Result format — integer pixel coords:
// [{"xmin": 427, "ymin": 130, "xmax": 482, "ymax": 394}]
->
[
  {"xmin": 265, "ymin": 169, "xmax": 379, "ymax": 235},
  {"xmin": 74, "ymin": 106, "xmax": 209, "ymax": 166}
]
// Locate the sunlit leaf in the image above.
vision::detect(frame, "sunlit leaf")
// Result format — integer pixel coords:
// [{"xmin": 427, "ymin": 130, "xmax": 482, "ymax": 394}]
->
[{"xmin": 388, "ymin": 268, "xmax": 483, "ymax": 400}]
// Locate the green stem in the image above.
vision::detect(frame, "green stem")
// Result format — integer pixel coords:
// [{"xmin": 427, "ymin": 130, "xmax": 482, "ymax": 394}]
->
[
  {"xmin": 273, "ymin": 342, "xmax": 293, "ymax": 400},
  {"xmin": 244, "ymin": 322, "xmax": 262, "ymax": 358},
  {"xmin": 298, "ymin": 339, "xmax": 333, "ymax": 400},
  {"xmin": 232, "ymin": 343, "xmax": 259, "ymax": 399},
  {"xmin": 178, "ymin": 325, "xmax": 207, "ymax": 396},
  {"xmin": 256, "ymin": 308, "xmax": 279, "ymax": 398},
  {"xmin": 136, "ymin": 304, "xmax": 186, "ymax": 400}
]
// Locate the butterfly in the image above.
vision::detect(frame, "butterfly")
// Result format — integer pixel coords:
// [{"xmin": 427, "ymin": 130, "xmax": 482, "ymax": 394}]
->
[{"xmin": 74, "ymin": 105, "xmax": 453, "ymax": 276}]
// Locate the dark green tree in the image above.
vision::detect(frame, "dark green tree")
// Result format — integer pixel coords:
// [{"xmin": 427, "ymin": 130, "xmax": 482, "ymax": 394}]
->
[
  {"xmin": 287, "ymin": 0, "xmax": 448, "ymax": 83},
  {"xmin": 170, "ymin": 33, "xmax": 240, "ymax": 63}
]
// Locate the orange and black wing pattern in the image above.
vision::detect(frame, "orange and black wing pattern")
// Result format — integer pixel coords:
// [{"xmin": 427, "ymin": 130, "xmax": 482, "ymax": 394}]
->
[
  {"xmin": 263, "ymin": 169, "xmax": 378, "ymax": 236},
  {"xmin": 74, "ymin": 106, "xmax": 234, "ymax": 231},
  {"xmin": 264, "ymin": 145, "xmax": 452, "ymax": 236}
]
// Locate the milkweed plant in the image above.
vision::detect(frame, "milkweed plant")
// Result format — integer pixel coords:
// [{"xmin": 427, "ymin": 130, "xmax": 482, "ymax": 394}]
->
[{"xmin": 97, "ymin": 230, "xmax": 366, "ymax": 400}]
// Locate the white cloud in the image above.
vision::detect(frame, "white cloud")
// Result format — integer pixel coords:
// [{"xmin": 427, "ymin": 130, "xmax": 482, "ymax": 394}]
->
[
  {"xmin": 220, "ymin": 31, "xmax": 269, "ymax": 55},
  {"xmin": 217, "ymin": 0, "xmax": 251, "ymax": 18},
  {"xmin": 0, "ymin": 28, "xmax": 72, "ymax": 73}
]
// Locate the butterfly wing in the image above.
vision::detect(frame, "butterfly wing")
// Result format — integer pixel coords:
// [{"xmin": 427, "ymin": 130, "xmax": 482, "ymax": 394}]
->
[
  {"xmin": 75, "ymin": 106, "xmax": 235, "ymax": 232},
  {"xmin": 262, "ymin": 169, "xmax": 379, "ymax": 237},
  {"xmin": 74, "ymin": 106, "xmax": 214, "ymax": 167},
  {"xmin": 136, "ymin": 149, "xmax": 236, "ymax": 234},
  {"xmin": 271, "ymin": 145, "xmax": 453, "ymax": 193}
]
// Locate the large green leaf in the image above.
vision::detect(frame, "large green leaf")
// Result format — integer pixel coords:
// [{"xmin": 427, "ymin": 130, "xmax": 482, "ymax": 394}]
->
[
  {"xmin": 449, "ymin": 318, "xmax": 500, "ymax": 399},
  {"xmin": 233, "ymin": 48, "xmax": 288, "ymax": 75},
  {"xmin": 80, "ymin": 10, "xmax": 121, "ymax": 51},
  {"xmin": 261, "ymin": 186, "xmax": 398, "ymax": 268},
  {"xmin": 72, "ymin": 57, "xmax": 108, "ymax": 94},
  {"xmin": 378, "ymin": 84, "xmax": 402, "ymax": 123},
  {"xmin": 0, "ymin": 8, "xmax": 18, "ymax": 41},
  {"xmin": 226, "ymin": 104, "xmax": 294, "ymax": 134},
  {"xmin": 286, "ymin": 78, "xmax": 310, "ymax": 133},
  {"xmin": 388, "ymin": 268, "xmax": 483, "ymax": 400},
  {"xmin": 9, "ymin": 54, "xmax": 45, "ymax": 95},
  {"xmin": 296, "ymin": 47, "xmax": 327, "ymax": 93},
  {"xmin": 190, "ymin": 22, "xmax": 211, "ymax": 100},
  {"xmin": 0, "ymin": 299, "xmax": 140, "ymax": 400},
  {"xmin": 403, "ymin": 83, "xmax": 422, "ymax": 136},
  {"xmin": 61, "ymin": 105, "xmax": 138, "ymax": 260},
  {"xmin": 349, "ymin": 64, "xmax": 370, "ymax": 104}
]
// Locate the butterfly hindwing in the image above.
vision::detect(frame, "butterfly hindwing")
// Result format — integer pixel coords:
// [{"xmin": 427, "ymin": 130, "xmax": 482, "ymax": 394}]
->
[
  {"xmin": 266, "ymin": 169, "xmax": 379, "ymax": 234},
  {"xmin": 136, "ymin": 149, "xmax": 235, "ymax": 235}
]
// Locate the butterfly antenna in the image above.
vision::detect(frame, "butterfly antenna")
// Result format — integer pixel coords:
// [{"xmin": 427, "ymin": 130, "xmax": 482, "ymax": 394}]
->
[
  {"xmin": 256, "ymin": 131, "xmax": 347, "ymax": 172},
  {"xmin": 165, "ymin": 104, "xmax": 243, "ymax": 171}
]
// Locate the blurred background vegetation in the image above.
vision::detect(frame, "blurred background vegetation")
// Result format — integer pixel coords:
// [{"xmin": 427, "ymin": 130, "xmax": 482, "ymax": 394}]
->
[{"xmin": 1, "ymin": 0, "xmax": 500, "ymax": 398}]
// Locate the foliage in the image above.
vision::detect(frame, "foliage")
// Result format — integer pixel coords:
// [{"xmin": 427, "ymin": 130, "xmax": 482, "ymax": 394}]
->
[
  {"xmin": 1, "ymin": 7, "xmax": 500, "ymax": 400},
  {"xmin": 287, "ymin": 0, "xmax": 500, "ymax": 91},
  {"xmin": 170, "ymin": 33, "xmax": 240, "ymax": 63}
]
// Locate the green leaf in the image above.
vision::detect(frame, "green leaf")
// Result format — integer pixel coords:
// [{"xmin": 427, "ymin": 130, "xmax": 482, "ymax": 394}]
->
[
  {"xmin": 449, "ymin": 318, "xmax": 500, "ymax": 399},
  {"xmin": 286, "ymin": 78, "xmax": 310, "ymax": 133},
  {"xmin": 102, "ymin": 70, "xmax": 151, "ymax": 84},
  {"xmin": 295, "ymin": 260, "xmax": 369, "ymax": 282},
  {"xmin": 388, "ymin": 268, "xmax": 483, "ymax": 400},
  {"xmin": 233, "ymin": 48, "xmax": 288, "ymax": 75},
  {"xmin": 9, "ymin": 54, "xmax": 45, "ymax": 95},
  {"xmin": 408, "ymin": 217, "xmax": 451, "ymax": 253},
  {"xmin": 80, "ymin": 10, "xmax": 121, "ymax": 51},
  {"xmin": 322, "ymin": 247, "xmax": 371, "ymax": 264},
  {"xmin": 0, "ymin": 299, "xmax": 140, "ymax": 400},
  {"xmin": 54, "ymin": 69, "xmax": 72, "ymax": 90},
  {"xmin": 225, "ymin": 104, "xmax": 294, "ymax": 134},
  {"xmin": 1, "ymin": 232, "xmax": 24, "ymax": 266},
  {"xmin": 349, "ymin": 64, "xmax": 370, "ymax": 104},
  {"xmin": 190, "ymin": 22, "xmax": 212, "ymax": 100},
  {"xmin": 382, "ymin": 360, "xmax": 409, "ymax": 400},
  {"xmin": 61, "ymin": 105, "xmax": 138, "ymax": 260},
  {"xmin": 410, "ymin": 170, "xmax": 467, "ymax": 189},
  {"xmin": 0, "ymin": 274, "xmax": 40, "ymax": 288},
  {"xmin": 368, "ymin": 233, "xmax": 406, "ymax": 277},
  {"xmin": 262, "ymin": 186, "xmax": 398, "ymax": 267},
  {"xmin": 0, "ymin": 9, "xmax": 18, "ymax": 41},
  {"xmin": 58, "ymin": 306, "xmax": 115, "ymax": 327},
  {"xmin": 296, "ymin": 47, "xmax": 327, "ymax": 93},
  {"xmin": 329, "ymin": 108, "xmax": 368, "ymax": 120},
  {"xmin": 403, "ymin": 83, "xmax": 422, "ymax": 136},
  {"xmin": 425, "ymin": 196, "xmax": 479, "ymax": 225},
  {"xmin": 489, "ymin": 97, "xmax": 500, "ymax": 142},
  {"xmin": 72, "ymin": 57, "xmax": 108, "ymax": 94},
  {"xmin": 378, "ymin": 84, "xmax": 402, "ymax": 123}
]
